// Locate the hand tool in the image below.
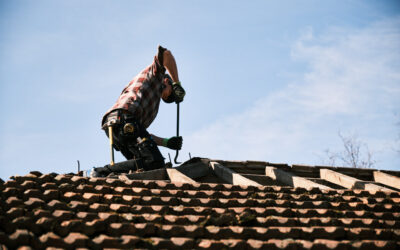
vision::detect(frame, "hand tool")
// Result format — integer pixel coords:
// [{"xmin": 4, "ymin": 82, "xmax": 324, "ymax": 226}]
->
[
  {"xmin": 109, "ymin": 126, "xmax": 115, "ymax": 166},
  {"xmin": 174, "ymin": 102, "xmax": 181, "ymax": 164}
]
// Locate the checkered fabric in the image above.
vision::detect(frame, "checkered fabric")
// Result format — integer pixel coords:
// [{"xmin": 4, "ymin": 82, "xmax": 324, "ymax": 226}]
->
[{"xmin": 102, "ymin": 53, "xmax": 166, "ymax": 129}]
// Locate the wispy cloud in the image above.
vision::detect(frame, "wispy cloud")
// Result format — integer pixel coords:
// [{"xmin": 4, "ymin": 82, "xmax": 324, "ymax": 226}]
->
[{"xmin": 182, "ymin": 17, "xmax": 400, "ymax": 168}]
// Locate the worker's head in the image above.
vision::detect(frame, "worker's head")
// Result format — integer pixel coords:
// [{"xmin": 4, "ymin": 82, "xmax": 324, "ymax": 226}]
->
[{"xmin": 162, "ymin": 74, "xmax": 175, "ymax": 103}]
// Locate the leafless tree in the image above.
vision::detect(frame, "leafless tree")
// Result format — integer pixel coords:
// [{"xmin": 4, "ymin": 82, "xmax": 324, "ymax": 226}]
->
[{"xmin": 323, "ymin": 131, "xmax": 375, "ymax": 169}]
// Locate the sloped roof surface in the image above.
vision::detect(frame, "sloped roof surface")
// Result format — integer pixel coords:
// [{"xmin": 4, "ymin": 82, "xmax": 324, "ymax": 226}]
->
[{"xmin": 1, "ymin": 158, "xmax": 400, "ymax": 249}]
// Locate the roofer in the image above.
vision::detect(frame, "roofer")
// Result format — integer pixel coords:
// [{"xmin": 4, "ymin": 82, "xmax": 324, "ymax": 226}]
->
[{"xmin": 92, "ymin": 45, "xmax": 185, "ymax": 177}]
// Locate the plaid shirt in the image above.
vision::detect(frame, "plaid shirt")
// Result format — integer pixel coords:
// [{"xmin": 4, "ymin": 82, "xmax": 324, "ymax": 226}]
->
[{"xmin": 102, "ymin": 54, "xmax": 166, "ymax": 129}]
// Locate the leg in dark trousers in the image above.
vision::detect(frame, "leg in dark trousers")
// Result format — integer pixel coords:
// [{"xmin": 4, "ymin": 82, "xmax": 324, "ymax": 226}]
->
[{"xmin": 104, "ymin": 112, "xmax": 165, "ymax": 172}]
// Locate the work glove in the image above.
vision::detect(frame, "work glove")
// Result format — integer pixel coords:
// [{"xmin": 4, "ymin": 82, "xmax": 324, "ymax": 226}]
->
[
  {"xmin": 163, "ymin": 136, "xmax": 183, "ymax": 150},
  {"xmin": 172, "ymin": 82, "xmax": 186, "ymax": 103}
]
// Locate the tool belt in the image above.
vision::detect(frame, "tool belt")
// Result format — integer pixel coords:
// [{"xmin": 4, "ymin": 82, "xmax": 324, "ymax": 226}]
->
[
  {"xmin": 102, "ymin": 109, "xmax": 132, "ymax": 130},
  {"xmin": 102, "ymin": 109, "xmax": 165, "ymax": 171}
]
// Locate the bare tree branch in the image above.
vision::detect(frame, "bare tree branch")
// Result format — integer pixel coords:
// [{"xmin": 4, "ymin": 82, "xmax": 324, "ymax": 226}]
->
[{"xmin": 323, "ymin": 131, "xmax": 375, "ymax": 169}]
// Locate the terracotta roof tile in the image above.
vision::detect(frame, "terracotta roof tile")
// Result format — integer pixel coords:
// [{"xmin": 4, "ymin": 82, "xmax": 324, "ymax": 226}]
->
[
  {"xmin": 6, "ymin": 207, "xmax": 25, "ymax": 219},
  {"xmin": 84, "ymin": 219, "xmax": 106, "ymax": 236},
  {"xmin": 42, "ymin": 189, "xmax": 59, "ymax": 201},
  {"xmin": 59, "ymin": 183, "xmax": 74, "ymax": 193},
  {"xmin": 197, "ymin": 239, "xmax": 225, "ymax": 249},
  {"xmin": 69, "ymin": 200, "xmax": 89, "ymax": 211},
  {"xmin": 2, "ymin": 158, "xmax": 400, "ymax": 249},
  {"xmin": 82, "ymin": 192, "xmax": 102, "ymax": 203},
  {"xmin": 16, "ymin": 246, "xmax": 34, "ymax": 250},
  {"xmin": 76, "ymin": 211, "xmax": 98, "ymax": 221},
  {"xmin": 8, "ymin": 229, "xmax": 35, "ymax": 249},
  {"xmin": 47, "ymin": 200, "xmax": 70, "ymax": 211},
  {"xmin": 108, "ymin": 222, "xmax": 136, "ymax": 236},
  {"xmin": 120, "ymin": 234, "xmax": 140, "ymax": 247},
  {"xmin": 88, "ymin": 203, "xmax": 109, "ymax": 212},
  {"xmin": 36, "ymin": 217, "xmax": 55, "ymax": 232},
  {"xmin": 38, "ymin": 232, "xmax": 66, "ymax": 249},
  {"xmin": 38, "ymin": 174, "xmax": 55, "ymax": 183},
  {"xmin": 52, "ymin": 210, "xmax": 75, "ymax": 220},
  {"xmin": 63, "ymin": 232, "xmax": 89, "ymax": 248},
  {"xmin": 55, "ymin": 219, "xmax": 84, "ymax": 237},
  {"xmin": 94, "ymin": 184, "xmax": 112, "ymax": 194}
]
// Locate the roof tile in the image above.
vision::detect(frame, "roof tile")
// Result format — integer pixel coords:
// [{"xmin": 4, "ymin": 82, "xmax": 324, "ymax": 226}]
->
[
  {"xmin": 76, "ymin": 184, "xmax": 95, "ymax": 193},
  {"xmin": 42, "ymin": 189, "xmax": 59, "ymax": 201},
  {"xmin": 38, "ymin": 232, "xmax": 66, "ymax": 249},
  {"xmin": 69, "ymin": 200, "xmax": 89, "ymax": 211},
  {"xmin": 98, "ymin": 212, "xmax": 119, "ymax": 223},
  {"xmin": 36, "ymin": 217, "xmax": 55, "ymax": 232},
  {"xmin": 134, "ymin": 223, "xmax": 156, "ymax": 236},
  {"xmin": 47, "ymin": 200, "xmax": 69, "ymax": 211},
  {"xmin": 2, "ymin": 158, "xmax": 400, "ymax": 249},
  {"xmin": 92, "ymin": 234, "xmax": 123, "ymax": 248},
  {"xmin": 4, "ymin": 180, "xmax": 18, "ymax": 188},
  {"xmin": 170, "ymin": 237, "xmax": 195, "ymax": 248},
  {"xmin": 246, "ymin": 239, "xmax": 264, "ymax": 249},
  {"xmin": 197, "ymin": 239, "xmax": 225, "ymax": 250},
  {"xmin": 2, "ymin": 187, "xmax": 19, "ymax": 199},
  {"xmin": 84, "ymin": 219, "xmax": 106, "ymax": 236},
  {"xmin": 88, "ymin": 203, "xmax": 109, "ymax": 212},
  {"xmin": 5, "ymin": 197, "xmax": 24, "ymax": 210},
  {"xmin": 95, "ymin": 185, "xmax": 112, "ymax": 194},
  {"xmin": 109, "ymin": 203, "xmax": 131, "ymax": 213},
  {"xmin": 108, "ymin": 223, "xmax": 136, "ymax": 236},
  {"xmin": 20, "ymin": 181, "xmax": 37, "ymax": 190},
  {"xmin": 76, "ymin": 211, "xmax": 98, "ymax": 221},
  {"xmin": 63, "ymin": 232, "xmax": 89, "ymax": 248},
  {"xmin": 55, "ymin": 219, "xmax": 84, "ymax": 237},
  {"xmin": 38, "ymin": 174, "xmax": 55, "ymax": 183},
  {"xmin": 16, "ymin": 246, "xmax": 34, "ymax": 250},
  {"xmin": 6, "ymin": 207, "xmax": 25, "ymax": 219},
  {"xmin": 82, "ymin": 193, "xmax": 102, "ymax": 203},
  {"xmin": 22, "ymin": 189, "xmax": 42, "ymax": 201},
  {"xmin": 114, "ymin": 186, "xmax": 133, "ymax": 195},
  {"xmin": 24, "ymin": 197, "xmax": 45, "ymax": 209},
  {"xmin": 59, "ymin": 183, "xmax": 74, "ymax": 193},
  {"xmin": 71, "ymin": 176, "xmax": 87, "ymax": 185},
  {"xmin": 29, "ymin": 171, "xmax": 42, "ymax": 177},
  {"xmin": 52, "ymin": 210, "xmax": 74, "ymax": 220},
  {"xmin": 120, "ymin": 235, "xmax": 140, "ymax": 247}
]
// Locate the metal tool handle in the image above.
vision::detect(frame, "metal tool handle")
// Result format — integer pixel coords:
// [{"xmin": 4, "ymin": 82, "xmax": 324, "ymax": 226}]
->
[
  {"xmin": 174, "ymin": 102, "xmax": 181, "ymax": 164},
  {"xmin": 108, "ymin": 126, "xmax": 115, "ymax": 166}
]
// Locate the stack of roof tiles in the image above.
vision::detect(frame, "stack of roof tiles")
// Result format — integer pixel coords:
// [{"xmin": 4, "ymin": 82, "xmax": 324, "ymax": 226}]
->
[{"xmin": 0, "ymin": 158, "xmax": 399, "ymax": 249}]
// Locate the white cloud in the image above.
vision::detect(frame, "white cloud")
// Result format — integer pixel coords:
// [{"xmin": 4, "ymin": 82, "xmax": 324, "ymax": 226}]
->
[{"xmin": 181, "ymin": 17, "xmax": 400, "ymax": 168}]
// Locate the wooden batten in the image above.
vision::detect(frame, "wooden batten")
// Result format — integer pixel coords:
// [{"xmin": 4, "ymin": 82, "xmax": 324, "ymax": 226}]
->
[
  {"xmin": 166, "ymin": 168, "xmax": 197, "ymax": 184},
  {"xmin": 320, "ymin": 169, "xmax": 395, "ymax": 192},
  {"xmin": 210, "ymin": 162, "xmax": 262, "ymax": 187},
  {"xmin": 373, "ymin": 171, "xmax": 400, "ymax": 190},
  {"xmin": 265, "ymin": 167, "xmax": 332, "ymax": 190}
]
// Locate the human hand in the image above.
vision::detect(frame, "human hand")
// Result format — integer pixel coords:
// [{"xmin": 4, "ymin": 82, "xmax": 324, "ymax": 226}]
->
[
  {"xmin": 163, "ymin": 136, "xmax": 183, "ymax": 150},
  {"xmin": 172, "ymin": 82, "xmax": 185, "ymax": 103}
]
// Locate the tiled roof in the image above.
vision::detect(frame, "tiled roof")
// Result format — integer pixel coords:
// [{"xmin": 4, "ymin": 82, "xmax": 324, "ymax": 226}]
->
[{"xmin": 1, "ymin": 158, "xmax": 400, "ymax": 249}]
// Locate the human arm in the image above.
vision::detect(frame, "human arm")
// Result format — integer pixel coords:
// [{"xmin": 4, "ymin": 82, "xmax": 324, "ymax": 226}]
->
[
  {"xmin": 158, "ymin": 46, "xmax": 185, "ymax": 103},
  {"xmin": 162, "ymin": 49, "xmax": 180, "ymax": 83}
]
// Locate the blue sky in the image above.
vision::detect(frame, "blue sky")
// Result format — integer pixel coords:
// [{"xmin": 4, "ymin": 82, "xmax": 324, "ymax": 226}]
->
[{"xmin": 0, "ymin": 0, "xmax": 399, "ymax": 180}]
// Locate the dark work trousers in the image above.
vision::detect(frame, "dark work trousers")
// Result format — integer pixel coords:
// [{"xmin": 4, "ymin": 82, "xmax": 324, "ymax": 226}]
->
[{"xmin": 103, "ymin": 111, "xmax": 165, "ymax": 172}]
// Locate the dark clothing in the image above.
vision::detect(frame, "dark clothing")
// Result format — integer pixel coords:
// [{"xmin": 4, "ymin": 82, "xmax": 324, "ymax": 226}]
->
[
  {"xmin": 100, "ymin": 46, "xmax": 168, "ymax": 174},
  {"xmin": 103, "ymin": 110, "xmax": 165, "ymax": 171}
]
